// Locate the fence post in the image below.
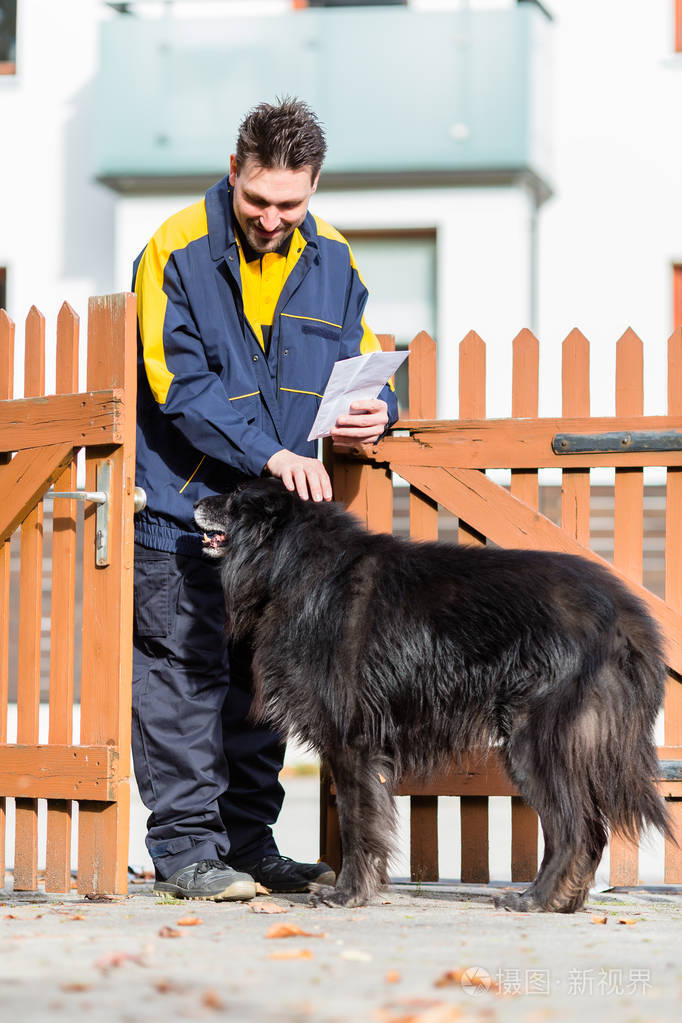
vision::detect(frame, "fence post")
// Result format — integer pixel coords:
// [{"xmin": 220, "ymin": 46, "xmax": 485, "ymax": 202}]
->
[
  {"xmin": 407, "ymin": 332, "xmax": 439, "ymax": 882},
  {"xmin": 77, "ymin": 293, "xmax": 136, "ymax": 894}
]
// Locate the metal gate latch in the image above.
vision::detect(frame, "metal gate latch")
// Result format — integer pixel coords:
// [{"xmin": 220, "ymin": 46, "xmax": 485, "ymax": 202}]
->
[{"xmin": 44, "ymin": 459, "xmax": 147, "ymax": 567}]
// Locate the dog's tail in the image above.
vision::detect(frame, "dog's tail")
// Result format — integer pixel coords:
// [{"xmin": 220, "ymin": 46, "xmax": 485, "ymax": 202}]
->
[
  {"xmin": 511, "ymin": 618, "xmax": 673, "ymax": 851},
  {"xmin": 595, "ymin": 627, "xmax": 674, "ymax": 845}
]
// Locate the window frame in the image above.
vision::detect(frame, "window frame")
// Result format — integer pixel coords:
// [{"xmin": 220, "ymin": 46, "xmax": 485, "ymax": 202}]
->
[
  {"xmin": 674, "ymin": 264, "xmax": 682, "ymax": 330},
  {"xmin": 0, "ymin": 0, "xmax": 17, "ymax": 75}
]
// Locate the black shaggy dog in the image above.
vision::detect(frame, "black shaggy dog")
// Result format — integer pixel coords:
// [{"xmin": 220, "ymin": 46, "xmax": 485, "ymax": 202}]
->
[{"xmin": 194, "ymin": 478, "xmax": 671, "ymax": 912}]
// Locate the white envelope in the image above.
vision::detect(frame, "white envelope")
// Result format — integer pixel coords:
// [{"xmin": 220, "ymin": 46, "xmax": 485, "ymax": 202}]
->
[{"xmin": 307, "ymin": 351, "xmax": 408, "ymax": 442}]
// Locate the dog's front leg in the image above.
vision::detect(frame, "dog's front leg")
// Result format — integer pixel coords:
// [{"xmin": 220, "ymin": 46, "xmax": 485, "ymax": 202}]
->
[{"xmin": 310, "ymin": 749, "xmax": 396, "ymax": 908}]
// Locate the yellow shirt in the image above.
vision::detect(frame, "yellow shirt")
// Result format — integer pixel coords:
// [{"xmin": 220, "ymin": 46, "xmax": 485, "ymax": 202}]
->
[{"xmin": 237, "ymin": 227, "xmax": 307, "ymax": 352}]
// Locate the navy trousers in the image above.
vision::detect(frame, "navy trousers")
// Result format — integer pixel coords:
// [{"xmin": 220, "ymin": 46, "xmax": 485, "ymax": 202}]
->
[{"xmin": 131, "ymin": 543, "xmax": 286, "ymax": 880}]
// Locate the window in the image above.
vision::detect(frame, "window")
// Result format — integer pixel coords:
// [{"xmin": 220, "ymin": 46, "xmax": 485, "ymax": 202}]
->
[
  {"xmin": 296, "ymin": 2, "xmax": 406, "ymax": 9},
  {"xmin": 343, "ymin": 229, "xmax": 437, "ymax": 413},
  {"xmin": 0, "ymin": 0, "xmax": 16, "ymax": 75}
]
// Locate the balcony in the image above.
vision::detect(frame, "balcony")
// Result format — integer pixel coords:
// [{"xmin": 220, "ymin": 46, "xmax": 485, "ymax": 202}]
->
[{"xmin": 94, "ymin": 3, "xmax": 553, "ymax": 198}]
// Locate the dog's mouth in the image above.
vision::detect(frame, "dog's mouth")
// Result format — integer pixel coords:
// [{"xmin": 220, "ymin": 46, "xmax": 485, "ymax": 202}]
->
[{"xmin": 201, "ymin": 531, "xmax": 227, "ymax": 556}]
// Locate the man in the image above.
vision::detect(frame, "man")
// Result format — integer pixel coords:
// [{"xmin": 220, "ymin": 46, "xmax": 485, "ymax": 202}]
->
[{"xmin": 132, "ymin": 98, "xmax": 398, "ymax": 902}]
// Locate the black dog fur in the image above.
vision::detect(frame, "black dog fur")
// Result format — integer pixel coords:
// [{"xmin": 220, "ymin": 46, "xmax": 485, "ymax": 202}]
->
[{"xmin": 194, "ymin": 478, "xmax": 672, "ymax": 912}]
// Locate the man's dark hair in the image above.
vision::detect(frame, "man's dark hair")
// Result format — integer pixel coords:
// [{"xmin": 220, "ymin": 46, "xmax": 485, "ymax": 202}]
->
[{"xmin": 235, "ymin": 97, "xmax": 327, "ymax": 179}]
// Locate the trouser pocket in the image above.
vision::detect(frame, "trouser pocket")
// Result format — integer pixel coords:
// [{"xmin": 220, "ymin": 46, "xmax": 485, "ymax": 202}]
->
[{"xmin": 133, "ymin": 548, "xmax": 174, "ymax": 637}]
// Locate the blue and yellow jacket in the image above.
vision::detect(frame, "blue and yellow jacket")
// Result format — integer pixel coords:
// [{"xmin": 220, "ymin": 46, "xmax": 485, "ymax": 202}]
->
[{"xmin": 133, "ymin": 174, "xmax": 398, "ymax": 554}]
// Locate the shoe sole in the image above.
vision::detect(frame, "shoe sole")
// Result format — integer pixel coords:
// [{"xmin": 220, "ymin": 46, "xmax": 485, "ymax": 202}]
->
[{"xmin": 154, "ymin": 879, "xmax": 257, "ymax": 902}]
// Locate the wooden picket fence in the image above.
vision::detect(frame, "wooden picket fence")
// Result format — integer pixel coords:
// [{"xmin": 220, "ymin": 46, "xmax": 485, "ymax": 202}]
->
[
  {"xmin": 0, "ymin": 294, "xmax": 136, "ymax": 894},
  {"xmin": 323, "ymin": 328, "xmax": 682, "ymax": 888}
]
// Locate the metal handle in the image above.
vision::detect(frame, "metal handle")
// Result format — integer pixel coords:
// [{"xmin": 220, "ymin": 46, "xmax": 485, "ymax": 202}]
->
[
  {"xmin": 44, "ymin": 473, "xmax": 147, "ymax": 566},
  {"xmin": 46, "ymin": 490, "xmax": 108, "ymax": 504},
  {"xmin": 45, "ymin": 486, "xmax": 147, "ymax": 512}
]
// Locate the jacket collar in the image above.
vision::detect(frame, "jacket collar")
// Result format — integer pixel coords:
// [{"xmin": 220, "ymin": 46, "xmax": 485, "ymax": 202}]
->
[{"xmin": 205, "ymin": 175, "xmax": 319, "ymax": 263}]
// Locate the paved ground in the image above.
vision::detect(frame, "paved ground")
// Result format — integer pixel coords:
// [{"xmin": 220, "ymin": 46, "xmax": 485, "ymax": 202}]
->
[
  {"xmin": 2, "ymin": 771, "xmax": 679, "ymax": 1022},
  {"xmin": 0, "ymin": 879, "xmax": 679, "ymax": 1023}
]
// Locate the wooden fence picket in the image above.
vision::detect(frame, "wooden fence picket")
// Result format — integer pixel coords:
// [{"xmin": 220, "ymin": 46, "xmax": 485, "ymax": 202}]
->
[
  {"xmin": 45, "ymin": 303, "xmax": 79, "ymax": 892},
  {"xmin": 509, "ymin": 329, "xmax": 540, "ymax": 882},
  {"xmin": 0, "ymin": 309, "xmax": 14, "ymax": 886},
  {"xmin": 407, "ymin": 331, "xmax": 439, "ymax": 883},
  {"xmin": 664, "ymin": 327, "xmax": 682, "ymax": 882},
  {"xmin": 14, "ymin": 307, "xmax": 46, "ymax": 890},
  {"xmin": 610, "ymin": 329, "xmax": 645, "ymax": 886},
  {"xmin": 561, "ymin": 329, "xmax": 591, "ymax": 545},
  {"xmin": 457, "ymin": 330, "xmax": 489, "ymax": 883}
]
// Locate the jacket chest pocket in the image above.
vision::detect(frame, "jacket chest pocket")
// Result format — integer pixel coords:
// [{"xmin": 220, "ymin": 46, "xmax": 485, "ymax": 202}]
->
[{"xmin": 280, "ymin": 316, "xmax": 341, "ymax": 393}]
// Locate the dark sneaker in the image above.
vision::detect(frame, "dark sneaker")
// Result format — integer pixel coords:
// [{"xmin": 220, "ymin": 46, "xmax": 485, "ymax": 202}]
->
[
  {"xmin": 153, "ymin": 859, "xmax": 256, "ymax": 901},
  {"xmin": 236, "ymin": 854, "xmax": 336, "ymax": 893}
]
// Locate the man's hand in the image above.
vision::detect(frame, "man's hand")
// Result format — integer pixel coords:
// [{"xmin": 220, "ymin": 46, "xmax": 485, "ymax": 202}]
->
[
  {"xmin": 330, "ymin": 398, "xmax": 389, "ymax": 445},
  {"xmin": 265, "ymin": 449, "xmax": 333, "ymax": 502}
]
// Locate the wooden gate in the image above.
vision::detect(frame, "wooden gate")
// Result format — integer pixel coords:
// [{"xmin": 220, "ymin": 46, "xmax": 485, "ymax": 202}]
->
[
  {"xmin": 0, "ymin": 293, "xmax": 136, "ymax": 894},
  {"xmin": 322, "ymin": 328, "xmax": 682, "ymax": 888}
]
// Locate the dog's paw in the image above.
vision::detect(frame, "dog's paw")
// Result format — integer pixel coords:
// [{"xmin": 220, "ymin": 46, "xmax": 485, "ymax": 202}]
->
[
  {"xmin": 308, "ymin": 885, "xmax": 365, "ymax": 908},
  {"xmin": 308, "ymin": 884, "xmax": 337, "ymax": 907},
  {"xmin": 493, "ymin": 891, "xmax": 544, "ymax": 913}
]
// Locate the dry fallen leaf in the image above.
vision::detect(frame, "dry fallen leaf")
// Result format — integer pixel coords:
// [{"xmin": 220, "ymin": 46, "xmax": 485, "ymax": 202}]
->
[
  {"xmin": 154, "ymin": 978, "xmax": 185, "ymax": 994},
  {"xmin": 95, "ymin": 951, "xmax": 146, "ymax": 972},
  {"xmin": 591, "ymin": 914, "xmax": 608, "ymax": 925},
  {"xmin": 385, "ymin": 970, "xmax": 402, "ymax": 984},
  {"xmin": 266, "ymin": 923, "xmax": 324, "ymax": 939},
  {"xmin": 176, "ymin": 915, "xmax": 203, "ymax": 927},
  {"xmin": 434, "ymin": 967, "xmax": 500, "ymax": 993},
  {"xmin": 66, "ymin": 914, "xmax": 86, "ymax": 921},
  {"xmin": 617, "ymin": 917, "xmax": 638, "ymax": 925},
  {"xmin": 158, "ymin": 925, "xmax": 182, "ymax": 938},
  {"xmin": 201, "ymin": 990, "xmax": 225, "ymax": 1010},
  {"xmin": 60, "ymin": 982, "xmax": 91, "ymax": 993},
  {"xmin": 250, "ymin": 901, "xmax": 287, "ymax": 915},
  {"xmin": 255, "ymin": 882, "xmax": 271, "ymax": 896},
  {"xmin": 269, "ymin": 948, "xmax": 315, "ymax": 960},
  {"xmin": 377, "ymin": 999, "xmax": 459, "ymax": 1023},
  {"xmin": 84, "ymin": 893, "xmax": 119, "ymax": 902}
]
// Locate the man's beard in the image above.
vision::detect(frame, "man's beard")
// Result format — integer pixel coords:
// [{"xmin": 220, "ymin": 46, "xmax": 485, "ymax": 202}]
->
[{"xmin": 243, "ymin": 219, "xmax": 297, "ymax": 254}]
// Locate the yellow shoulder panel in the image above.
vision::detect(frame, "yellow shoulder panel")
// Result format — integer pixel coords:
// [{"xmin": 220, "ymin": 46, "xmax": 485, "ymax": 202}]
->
[
  {"xmin": 134, "ymin": 199, "xmax": 208, "ymax": 404},
  {"xmin": 312, "ymin": 215, "xmax": 349, "ymax": 247}
]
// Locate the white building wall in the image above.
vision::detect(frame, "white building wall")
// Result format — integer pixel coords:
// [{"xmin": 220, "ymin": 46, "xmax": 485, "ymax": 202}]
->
[
  {"xmin": 116, "ymin": 184, "xmax": 535, "ymax": 419},
  {"xmin": 538, "ymin": 0, "xmax": 682, "ymax": 418},
  {"xmin": 3, "ymin": 0, "xmax": 682, "ymax": 421},
  {"xmin": 0, "ymin": 0, "xmax": 115, "ymax": 393}
]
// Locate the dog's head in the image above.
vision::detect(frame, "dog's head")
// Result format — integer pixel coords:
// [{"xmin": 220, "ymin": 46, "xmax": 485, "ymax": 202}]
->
[{"xmin": 194, "ymin": 478, "xmax": 300, "ymax": 558}]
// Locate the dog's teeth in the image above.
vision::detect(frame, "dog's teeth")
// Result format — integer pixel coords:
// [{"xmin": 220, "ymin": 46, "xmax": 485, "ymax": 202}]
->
[{"xmin": 203, "ymin": 533, "xmax": 209, "ymax": 542}]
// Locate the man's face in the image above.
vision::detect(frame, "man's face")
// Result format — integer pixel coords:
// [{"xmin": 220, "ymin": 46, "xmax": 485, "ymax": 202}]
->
[{"xmin": 229, "ymin": 155, "xmax": 319, "ymax": 254}]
